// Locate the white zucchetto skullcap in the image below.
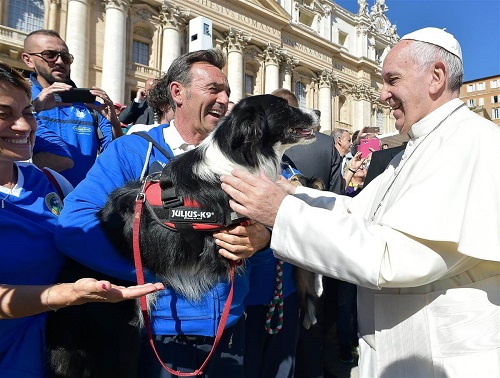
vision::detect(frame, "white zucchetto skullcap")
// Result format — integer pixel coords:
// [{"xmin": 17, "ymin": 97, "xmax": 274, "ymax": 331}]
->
[{"xmin": 401, "ymin": 27, "xmax": 462, "ymax": 62}]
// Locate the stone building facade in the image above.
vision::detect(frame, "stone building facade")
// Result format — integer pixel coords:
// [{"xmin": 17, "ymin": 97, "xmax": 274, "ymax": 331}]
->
[
  {"xmin": 1, "ymin": 0, "xmax": 399, "ymax": 134},
  {"xmin": 460, "ymin": 75, "xmax": 500, "ymax": 127}
]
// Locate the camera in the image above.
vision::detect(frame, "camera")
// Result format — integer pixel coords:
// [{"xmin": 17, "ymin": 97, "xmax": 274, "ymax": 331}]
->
[{"xmin": 59, "ymin": 89, "xmax": 96, "ymax": 103}]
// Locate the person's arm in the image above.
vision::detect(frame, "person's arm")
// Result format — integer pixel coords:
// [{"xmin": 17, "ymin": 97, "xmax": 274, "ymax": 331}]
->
[
  {"xmin": 56, "ymin": 137, "xmax": 151, "ymax": 282},
  {"xmin": 0, "ymin": 279, "xmax": 164, "ymax": 319},
  {"xmin": 119, "ymin": 89, "xmax": 147, "ymax": 124},
  {"xmin": 87, "ymin": 88, "xmax": 124, "ymax": 139},
  {"xmin": 32, "ymin": 119, "xmax": 74, "ymax": 172}
]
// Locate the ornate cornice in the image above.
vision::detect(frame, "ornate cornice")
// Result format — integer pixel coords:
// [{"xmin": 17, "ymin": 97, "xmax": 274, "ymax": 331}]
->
[
  {"xmin": 102, "ymin": 0, "xmax": 129, "ymax": 13},
  {"xmin": 225, "ymin": 28, "xmax": 251, "ymax": 53},
  {"xmin": 158, "ymin": 1, "xmax": 189, "ymax": 29}
]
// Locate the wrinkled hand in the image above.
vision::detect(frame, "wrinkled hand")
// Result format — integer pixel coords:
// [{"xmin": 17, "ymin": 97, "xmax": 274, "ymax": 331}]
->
[
  {"xmin": 214, "ymin": 220, "xmax": 271, "ymax": 261},
  {"xmin": 32, "ymin": 82, "xmax": 73, "ymax": 112},
  {"xmin": 221, "ymin": 170, "xmax": 287, "ymax": 228},
  {"xmin": 73, "ymin": 278, "xmax": 164, "ymax": 305}
]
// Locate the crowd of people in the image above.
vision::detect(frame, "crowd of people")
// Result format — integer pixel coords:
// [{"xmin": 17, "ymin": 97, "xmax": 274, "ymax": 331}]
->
[{"xmin": 1, "ymin": 25, "xmax": 499, "ymax": 378}]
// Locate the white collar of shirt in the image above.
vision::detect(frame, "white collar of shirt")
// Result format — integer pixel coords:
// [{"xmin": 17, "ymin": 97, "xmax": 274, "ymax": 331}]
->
[
  {"xmin": 162, "ymin": 119, "xmax": 195, "ymax": 156},
  {"xmin": 408, "ymin": 98, "xmax": 463, "ymax": 140}
]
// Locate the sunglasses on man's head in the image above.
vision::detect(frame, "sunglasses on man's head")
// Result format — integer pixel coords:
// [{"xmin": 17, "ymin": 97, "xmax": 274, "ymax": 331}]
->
[{"xmin": 27, "ymin": 50, "xmax": 74, "ymax": 64}]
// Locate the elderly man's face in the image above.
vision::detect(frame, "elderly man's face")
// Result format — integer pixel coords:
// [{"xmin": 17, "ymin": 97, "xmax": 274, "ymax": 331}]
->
[
  {"xmin": 379, "ymin": 41, "xmax": 433, "ymax": 134},
  {"xmin": 337, "ymin": 131, "xmax": 352, "ymax": 157}
]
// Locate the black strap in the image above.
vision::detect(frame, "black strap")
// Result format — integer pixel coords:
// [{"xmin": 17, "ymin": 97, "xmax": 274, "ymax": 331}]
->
[
  {"xmin": 134, "ymin": 131, "xmax": 174, "ymax": 160},
  {"xmin": 90, "ymin": 108, "xmax": 104, "ymax": 153}
]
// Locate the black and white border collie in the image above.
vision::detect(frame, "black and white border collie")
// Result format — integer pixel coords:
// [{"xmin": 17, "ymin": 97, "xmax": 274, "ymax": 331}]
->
[{"xmin": 98, "ymin": 94, "xmax": 320, "ymax": 301}]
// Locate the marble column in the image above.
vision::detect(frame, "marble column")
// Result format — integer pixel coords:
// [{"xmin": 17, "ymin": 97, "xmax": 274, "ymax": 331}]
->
[
  {"xmin": 225, "ymin": 28, "xmax": 250, "ymax": 102},
  {"xmin": 281, "ymin": 55, "xmax": 298, "ymax": 91},
  {"xmin": 318, "ymin": 69, "xmax": 334, "ymax": 133},
  {"xmin": 351, "ymin": 83, "xmax": 373, "ymax": 129},
  {"xmin": 159, "ymin": 2, "xmax": 188, "ymax": 73},
  {"xmin": 48, "ymin": 0, "xmax": 60, "ymax": 30},
  {"xmin": 65, "ymin": 0, "xmax": 92, "ymax": 87},
  {"xmin": 101, "ymin": 0, "xmax": 129, "ymax": 104},
  {"xmin": 263, "ymin": 45, "xmax": 280, "ymax": 94}
]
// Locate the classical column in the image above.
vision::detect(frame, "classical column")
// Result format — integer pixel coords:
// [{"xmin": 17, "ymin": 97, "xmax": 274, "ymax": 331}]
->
[
  {"xmin": 317, "ymin": 69, "xmax": 334, "ymax": 133},
  {"xmin": 48, "ymin": 0, "xmax": 60, "ymax": 30},
  {"xmin": 281, "ymin": 55, "xmax": 298, "ymax": 91},
  {"xmin": 351, "ymin": 83, "xmax": 374, "ymax": 129},
  {"xmin": 263, "ymin": 45, "xmax": 280, "ymax": 94},
  {"xmin": 225, "ymin": 28, "xmax": 250, "ymax": 102},
  {"xmin": 159, "ymin": 2, "xmax": 189, "ymax": 73},
  {"xmin": 65, "ymin": 0, "xmax": 92, "ymax": 87},
  {"xmin": 101, "ymin": 0, "xmax": 129, "ymax": 104}
]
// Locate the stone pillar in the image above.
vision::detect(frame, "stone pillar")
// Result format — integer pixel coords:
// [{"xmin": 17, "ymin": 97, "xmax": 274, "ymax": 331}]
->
[
  {"xmin": 281, "ymin": 55, "xmax": 298, "ymax": 91},
  {"xmin": 351, "ymin": 83, "xmax": 373, "ymax": 129},
  {"xmin": 101, "ymin": 0, "xmax": 129, "ymax": 104},
  {"xmin": 317, "ymin": 69, "xmax": 334, "ymax": 133},
  {"xmin": 225, "ymin": 28, "xmax": 250, "ymax": 102},
  {"xmin": 159, "ymin": 2, "xmax": 189, "ymax": 73},
  {"xmin": 48, "ymin": 0, "xmax": 60, "ymax": 30},
  {"xmin": 263, "ymin": 45, "xmax": 280, "ymax": 94},
  {"xmin": 66, "ymin": 0, "xmax": 92, "ymax": 87}
]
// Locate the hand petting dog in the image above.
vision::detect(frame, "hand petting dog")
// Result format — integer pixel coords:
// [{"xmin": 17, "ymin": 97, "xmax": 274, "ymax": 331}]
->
[{"xmin": 221, "ymin": 170, "xmax": 286, "ymax": 228}]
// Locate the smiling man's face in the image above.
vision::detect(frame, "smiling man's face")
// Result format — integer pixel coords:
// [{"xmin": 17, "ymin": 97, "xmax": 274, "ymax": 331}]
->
[{"xmin": 380, "ymin": 41, "xmax": 434, "ymax": 134}]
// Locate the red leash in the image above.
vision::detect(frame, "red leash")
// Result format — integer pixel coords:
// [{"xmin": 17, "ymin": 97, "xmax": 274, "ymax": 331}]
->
[{"xmin": 132, "ymin": 196, "xmax": 235, "ymax": 376}]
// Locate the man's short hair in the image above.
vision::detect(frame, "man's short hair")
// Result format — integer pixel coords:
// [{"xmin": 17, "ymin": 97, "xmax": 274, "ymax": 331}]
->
[
  {"xmin": 332, "ymin": 128, "xmax": 348, "ymax": 141},
  {"xmin": 165, "ymin": 49, "xmax": 226, "ymax": 110},
  {"xmin": 271, "ymin": 88, "xmax": 299, "ymax": 107},
  {"xmin": 24, "ymin": 29, "xmax": 64, "ymax": 49}
]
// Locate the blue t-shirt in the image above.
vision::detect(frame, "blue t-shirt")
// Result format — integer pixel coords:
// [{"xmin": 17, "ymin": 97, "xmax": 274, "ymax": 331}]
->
[
  {"xmin": 30, "ymin": 74, "xmax": 114, "ymax": 186},
  {"xmin": 0, "ymin": 163, "xmax": 68, "ymax": 377}
]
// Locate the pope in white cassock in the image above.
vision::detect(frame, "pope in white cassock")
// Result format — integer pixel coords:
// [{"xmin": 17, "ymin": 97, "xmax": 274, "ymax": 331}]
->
[{"xmin": 219, "ymin": 27, "xmax": 500, "ymax": 377}]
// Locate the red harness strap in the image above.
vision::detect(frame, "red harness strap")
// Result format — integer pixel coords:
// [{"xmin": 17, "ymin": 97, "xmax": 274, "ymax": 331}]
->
[{"xmin": 133, "ymin": 196, "xmax": 235, "ymax": 376}]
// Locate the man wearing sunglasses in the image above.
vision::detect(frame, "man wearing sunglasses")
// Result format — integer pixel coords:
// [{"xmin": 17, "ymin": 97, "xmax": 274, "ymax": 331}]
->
[{"xmin": 22, "ymin": 29, "xmax": 123, "ymax": 187}]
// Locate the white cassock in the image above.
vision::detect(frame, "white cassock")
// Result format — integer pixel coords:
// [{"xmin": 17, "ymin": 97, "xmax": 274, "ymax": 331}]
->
[{"xmin": 271, "ymin": 98, "xmax": 500, "ymax": 377}]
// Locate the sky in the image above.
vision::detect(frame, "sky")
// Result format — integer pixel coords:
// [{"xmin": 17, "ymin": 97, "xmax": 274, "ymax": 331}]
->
[{"xmin": 333, "ymin": 0, "xmax": 500, "ymax": 82}]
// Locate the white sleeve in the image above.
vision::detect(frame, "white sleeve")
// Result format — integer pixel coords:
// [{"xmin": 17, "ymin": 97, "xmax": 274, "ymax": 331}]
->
[{"xmin": 271, "ymin": 195, "xmax": 470, "ymax": 289}]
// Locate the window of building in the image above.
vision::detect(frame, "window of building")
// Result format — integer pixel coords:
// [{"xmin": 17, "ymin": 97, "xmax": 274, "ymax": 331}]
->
[
  {"xmin": 478, "ymin": 97, "xmax": 484, "ymax": 106},
  {"xmin": 8, "ymin": 0, "xmax": 44, "ymax": 33},
  {"xmin": 466, "ymin": 84, "xmax": 475, "ymax": 92},
  {"xmin": 132, "ymin": 40, "xmax": 150, "ymax": 66},
  {"xmin": 245, "ymin": 74, "xmax": 254, "ymax": 96},
  {"xmin": 376, "ymin": 109, "xmax": 384, "ymax": 131},
  {"xmin": 493, "ymin": 108, "xmax": 500, "ymax": 119},
  {"xmin": 476, "ymin": 82, "xmax": 485, "ymax": 91},
  {"xmin": 295, "ymin": 82, "xmax": 307, "ymax": 108},
  {"xmin": 338, "ymin": 31, "xmax": 348, "ymax": 47},
  {"xmin": 467, "ymin": 99, "xmax": 475, "ymax": 107},
  {"xmin": 491, "ymin": 79, "xmax": 499, "ymax": 89},
  {"xmin": 492, "ymin": 95, "xmax": 499, "ymax": 104}
]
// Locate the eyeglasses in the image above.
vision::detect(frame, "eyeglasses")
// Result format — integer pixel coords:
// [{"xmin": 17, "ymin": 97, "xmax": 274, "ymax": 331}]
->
[{"xmin": 27, "ymin": 50, "xmax": 74, "ymax": 64}]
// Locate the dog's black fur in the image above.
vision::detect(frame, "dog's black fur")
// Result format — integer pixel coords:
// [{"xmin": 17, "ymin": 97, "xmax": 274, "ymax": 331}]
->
[{"xmin": 97, "ymin": 94, "xmax": 319, "ymax": 301}]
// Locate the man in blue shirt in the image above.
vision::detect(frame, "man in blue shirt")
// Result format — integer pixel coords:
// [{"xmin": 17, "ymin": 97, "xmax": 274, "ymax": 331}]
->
[
  {"xmin": 22, "ymin": 29, "xmax": 123, "ymax": 186},
  {"xmin": 56, "ymin": 49, "xmax": 270, "ymax": 377}
]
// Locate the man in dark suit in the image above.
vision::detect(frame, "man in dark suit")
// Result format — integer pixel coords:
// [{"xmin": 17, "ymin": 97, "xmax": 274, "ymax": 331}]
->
[
  {"xmin": 272, "ymin": 88, "xmax": 342, "ymax": 378},
  {"xmin": 364, "ymin": 143, "xmax": 406, "ymax": 186},
  {"xmin": 119, "ymin": 78, "xmax": 158, "ymax": 125}
]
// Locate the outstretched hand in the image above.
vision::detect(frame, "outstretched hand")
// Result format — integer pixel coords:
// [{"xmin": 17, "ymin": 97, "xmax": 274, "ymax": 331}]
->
[{"xmin": 72, "ymin": 278, "xmax": 164, "ymax": 305}]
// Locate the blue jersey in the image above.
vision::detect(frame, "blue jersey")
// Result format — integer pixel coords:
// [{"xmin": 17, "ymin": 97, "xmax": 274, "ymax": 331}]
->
[
  {"xmin": 244, "ymin": 165, "xmax": 299, "ymax": 306},
  {"xmin": 29, "ymin": 74, "xmax": 114, "ymax": 186},
  {"xmin": 0, "ymin": 163, "xmax": 68, "ymax": 377},
  {"xmin": 56, "ymin": 125, "xmax": 250, "ymax": 336}
]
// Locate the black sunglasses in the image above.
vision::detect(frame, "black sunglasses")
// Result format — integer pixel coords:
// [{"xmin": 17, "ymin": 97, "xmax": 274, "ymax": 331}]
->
[{"xmin": 27, "ymin": 50, "xmax": 74, "ymax": 64}]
